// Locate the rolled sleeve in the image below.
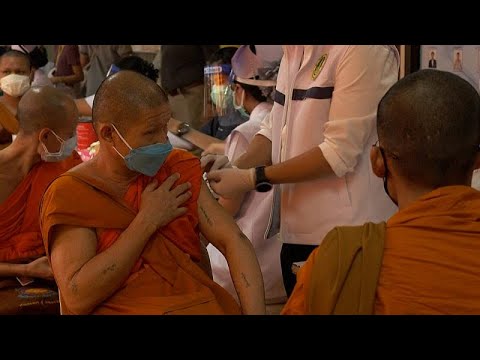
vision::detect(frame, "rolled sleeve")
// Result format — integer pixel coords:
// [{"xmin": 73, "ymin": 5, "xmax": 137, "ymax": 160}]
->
[
  {"xmin": 319, "ymin": 45, "xmax": 399, "ymax": 178},
  {"xmin": 256, "ymin": 110, "xmax": 273, "ymax": 141}
]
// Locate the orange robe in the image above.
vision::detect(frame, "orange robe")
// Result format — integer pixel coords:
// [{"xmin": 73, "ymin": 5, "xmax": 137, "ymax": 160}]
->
[
  {"xmin": 375, "ymin": 186, "xmax": 480, "ymax": 314},
  {"xmin": 282, "ymin": 185, "xmax": 480, "ymax": 315},
  {"xmin": 0, "ymin": 101, "xmax": 19, "ymax": 148},
  {"xmin": 41, "ymin": 149, "xmax": 241, "ymax": 315},
  {"xmin": 280, "ymin": 249, "xmax": 318, "ymax": 315},
  {"xmin": 0, "ymin": 152, "xmax": 82, "ymax": 262}
]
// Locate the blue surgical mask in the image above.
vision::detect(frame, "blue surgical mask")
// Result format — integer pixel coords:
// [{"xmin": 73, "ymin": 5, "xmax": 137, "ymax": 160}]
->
[
  {"xmin": 233, "ymin": 87, "xmax": 249, "ymax": 118},
  {"xmin": 111, "ymin": 124, "xmax": 172, "ymax": 177},
  {"xmin": 41, "ymin": 130, "xmax": 77, "ymax": 162}
]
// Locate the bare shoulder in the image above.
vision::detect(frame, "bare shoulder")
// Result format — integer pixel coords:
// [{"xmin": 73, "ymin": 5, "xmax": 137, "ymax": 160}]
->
[
  {"xmin": 67, "ymin": 156, "xmax": 95, "ymax": 175},
  {"xmin": 0, "ymin": 150, "xmax": 30, "ymax": 204}
]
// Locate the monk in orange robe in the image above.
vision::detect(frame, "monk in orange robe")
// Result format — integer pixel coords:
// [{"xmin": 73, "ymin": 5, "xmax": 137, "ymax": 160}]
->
[
  {"xmin": 40, "ymin": 71, "xmax": 265, "ymax": 315},
  {"xmin": 0, "ymin": 86, "xmax": 82, "ymax": 313},
  {"xmin": 0, "ymin": 50, "xmax": 33, "ymax": 149},
  {"xmin": 282, "ymin": 69, "xmax": 480, "ymax": 315}
]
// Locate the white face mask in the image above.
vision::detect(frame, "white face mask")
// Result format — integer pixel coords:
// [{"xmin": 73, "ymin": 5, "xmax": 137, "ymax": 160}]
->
[
  {"xmin": 41, "ymin": 130, "xmax": 77, "ymax": 162},
  {"xmin": 0, "ymin": 73, "xmax": 31, "ymax": 97},
  {"xmin": 233, "ymin": 86, "xmax": 249, "ymax": 118}
]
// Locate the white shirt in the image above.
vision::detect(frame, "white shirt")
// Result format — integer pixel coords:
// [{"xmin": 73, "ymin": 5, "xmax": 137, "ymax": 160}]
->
[
  {"xmin": 207, "ymin": 102, "xmax": 287, "ymax": 304},
  {"xmin": 257, "ymin": 45, "xmax": 399, "ymax": 246}
]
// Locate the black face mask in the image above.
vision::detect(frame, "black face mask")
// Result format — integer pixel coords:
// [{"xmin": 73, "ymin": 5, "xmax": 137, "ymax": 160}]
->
[{"xmin": 379, "ymin": 147, "xmax": 398, "ymax": 207}]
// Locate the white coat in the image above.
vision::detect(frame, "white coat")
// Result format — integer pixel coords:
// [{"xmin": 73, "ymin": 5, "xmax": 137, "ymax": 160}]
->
[{"xmin": 257, "ymin": 45, "xmax": 400, "ymax": 246}]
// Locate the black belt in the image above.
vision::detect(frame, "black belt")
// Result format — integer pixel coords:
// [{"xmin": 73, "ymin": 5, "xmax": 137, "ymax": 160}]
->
[{"xmin": 274, "ymin": 86, "xmax": 334, "ymax": 106}]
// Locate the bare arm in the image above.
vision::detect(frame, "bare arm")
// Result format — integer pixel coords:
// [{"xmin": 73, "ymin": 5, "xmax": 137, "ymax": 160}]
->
[
  {"xmin": 49, "ymin": 175, "xmax": 191, "ymax": 314},
  {"xmin": 75, "ymin": 98, "xmax": 93, "ymax": 117},
  {"xmin": 234, "ymin": 134, "xmax": 272, "ymax": 169},
  {"xmin": 0, "ymin": 262, "xmax": 27, "ymax": 277},
  {"xmin": 51, "ymin": 64, "xmax": 84, "ymax": 85},
  {"xmin": 264, "ymin": 147, "xmax": 334, "ymax": 184},
  {"xmin": 217, "ymin": 132, "xmax": 249, "ymax": 215},
  {"xmin": 0, "ymin": 256, "xmax": 54, "ymax": 279},
  {"xmin": 79, "ymin": 53, "xmax": 90, "ymax": 69},
  {"xmin": 50, "ymin": 216, "xmax": 157, "ymax": 314},
  {"xmin": 198, "ymin": 181, "xmax": 265, "ymax": 314},
  {"xmin": 168, "ymin": 118, "xmax": 223, "ymax": 151},
  {"xmin": 218, "ymin": 196, "xmax": 243, "ymax": 216}
]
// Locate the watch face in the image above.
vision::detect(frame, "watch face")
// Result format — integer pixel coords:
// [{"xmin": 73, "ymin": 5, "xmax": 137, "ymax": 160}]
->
[
  {"xmin": 178, "ymin": 123, "xmax": 190, "ymax": 136},
  {"xmin": 256, "ymin": 182, "xmax": 273, "ymax": 192}
]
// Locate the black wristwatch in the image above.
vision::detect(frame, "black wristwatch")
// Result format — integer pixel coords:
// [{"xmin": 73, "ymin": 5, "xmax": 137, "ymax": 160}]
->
[
  {"xmin": 176, "ymin": 122, "xmax": 191, "ymax": 137},
  {"xmin": 255, "ymin": 166, "xmax": 273, "ymax": 192}
]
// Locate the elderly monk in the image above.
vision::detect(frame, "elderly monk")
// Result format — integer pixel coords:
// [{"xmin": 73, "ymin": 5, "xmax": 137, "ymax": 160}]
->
[
  {"xmin": 282, "ymin": 69, "xmax": 480, "ymax": 315},
  {"xmin": 40, "ymin": 70, "xmax": 265, "ymax": 315},
  {"xmin": 0, "ymin": 50, "xmax": 33, "ymax": 149},
  {"xmin": 0, "ymin": 86, "xmax": 82, "ymax": 313}
]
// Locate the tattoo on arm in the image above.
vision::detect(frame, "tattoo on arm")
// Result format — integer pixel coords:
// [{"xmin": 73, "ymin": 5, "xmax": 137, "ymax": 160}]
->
[
  {"xmin": 199, "ymin": 206, "xmax": 213, "ymax": 226},
  {"xmin": 241, "ymin": 272, "xmax": 251, "ymax": 288},
  {"xmin": 102, "ymin": 263, "xmax": 117, "ymax": 275},
  {"xmin": 71, "ymin": 279, "xmax": 78, "ymax": 294}
]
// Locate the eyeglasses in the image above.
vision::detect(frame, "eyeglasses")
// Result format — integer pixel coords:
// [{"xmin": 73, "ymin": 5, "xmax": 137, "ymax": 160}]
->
[{"xmin": 372, "ymin": 140, "xmax": 399, "ymax": 160}]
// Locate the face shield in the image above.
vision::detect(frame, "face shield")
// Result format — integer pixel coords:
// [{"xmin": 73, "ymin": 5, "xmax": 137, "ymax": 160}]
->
[
  {"xmin": 204, "ymin": 63, "xmax": 232, "ymax": 119},
  {"xmin": 229, "ymin": 45, "xmax": 281, "ymax": 101}
]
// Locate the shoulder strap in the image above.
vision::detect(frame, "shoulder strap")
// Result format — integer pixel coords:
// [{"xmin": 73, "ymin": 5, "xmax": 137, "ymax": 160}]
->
[{"xmin": 307, "ymin": 222, "xmax": 386, "ymax": 314}]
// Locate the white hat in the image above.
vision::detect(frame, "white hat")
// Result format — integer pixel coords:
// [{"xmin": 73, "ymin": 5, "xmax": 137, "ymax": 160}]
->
[
  {"xmin": 231, "ymin": 45, "xmax": 283, "ymax": 87},
  {"xmin": 10, "ymin": 45, "xmax": 36, "ymax": 53}
]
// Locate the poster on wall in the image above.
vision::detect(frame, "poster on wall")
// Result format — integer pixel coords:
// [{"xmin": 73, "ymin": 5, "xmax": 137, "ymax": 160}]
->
[{"xmin": 421, "ymin": 45, "xmax": 480, "ymax": 91}]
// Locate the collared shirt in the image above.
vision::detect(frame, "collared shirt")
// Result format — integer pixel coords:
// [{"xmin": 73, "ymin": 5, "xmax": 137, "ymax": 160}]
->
[{"xmin": 257, "ymin": 45, "xmax": 399, "ymax": 246}]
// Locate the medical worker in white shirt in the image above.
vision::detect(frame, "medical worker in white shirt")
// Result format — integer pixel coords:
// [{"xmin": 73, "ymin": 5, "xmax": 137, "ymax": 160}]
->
[{"xmin": 204, "ymin": 45, "xmax": 400, "ymax": 295}]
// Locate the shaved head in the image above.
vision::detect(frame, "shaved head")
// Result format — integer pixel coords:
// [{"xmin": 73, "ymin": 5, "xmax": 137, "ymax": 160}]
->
[
  {"xmin": 92, "ymin": 70, "xmax": 169, "ymax": 132},
  {"xmin": 378, "ymin": 69, "xmax": 480, "ymax": 188},
  {"xmin": 17, "ymin": 86, "xmax": 78, "ymax": 134},
  {"xmin": 0, "ymin": 50, "xmax": 31, "ymax": 69}
]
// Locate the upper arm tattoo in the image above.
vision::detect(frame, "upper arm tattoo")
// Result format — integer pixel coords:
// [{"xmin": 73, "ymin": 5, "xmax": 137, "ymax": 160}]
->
[
  {"xmin": 241, "ymin": 273, "xmax": 251, "ymax": 288},
  {"xmin": 199, "ymin": 205, "xmax": 213, "ymax": 227},
  {"xmin": 102, "ymin": 263, "xmax": 117, "ymax": 276},
  {"xmin": 71, "ymin": 279, "xmax": 78, "ymax": 294}
]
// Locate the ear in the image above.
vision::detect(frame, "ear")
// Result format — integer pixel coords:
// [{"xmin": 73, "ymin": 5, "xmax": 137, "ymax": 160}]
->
[
  {"xmin": 370, "ymin": 146, "xmax": 386, "ymax": 178},
  {"xmin": 99, "ymin": 123, "xmax": 114, "ymax": 143},
  {"xmin": 38, "ymin": 128, "xmax": 50, "ymax": 142}
]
